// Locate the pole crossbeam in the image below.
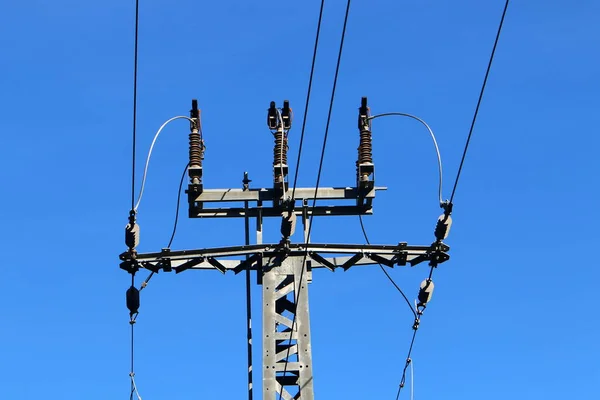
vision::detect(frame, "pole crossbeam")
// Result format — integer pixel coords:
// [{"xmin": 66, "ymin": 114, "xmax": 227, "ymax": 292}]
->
[
  {"xmin": 119, "ymin": 242, "xmax": 450, "ymax": 275},
  {"xmin": 187, "ymin": 186, "xmax": 386, "ymax": 218}
]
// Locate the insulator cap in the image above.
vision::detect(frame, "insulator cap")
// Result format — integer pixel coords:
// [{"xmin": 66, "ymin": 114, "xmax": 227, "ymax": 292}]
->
[
  {"xmin": 125, "ymin": 222, "xmax": 140, "ymax": 249},
  {"xmin": 280, "ymin": 209, "xmax": 297, "ymax": 238},
  {"xmin": 190, "ymin": 99, "xmax": 200, "ymax": 130},
  {"xmin": 434, "ymin": 214, "xmax": 452, "ymax": 241},
  {"xmin": 282, "ymin": 100, "xmax": 293, "ymax": 129},
  {"xmin": 358, "ymin": 96, "xmax": 370, "ymax": 129},
  {"xmin": 417, "ymin": 279, "xmax": 434, "ymax": 307},
  {"xmin": 267, "ymin": 101, "xmax": 278, "ymax": 129},
  {"xmin": 126, "ymin": 285, "xmax": 140, "ymax": 315}
]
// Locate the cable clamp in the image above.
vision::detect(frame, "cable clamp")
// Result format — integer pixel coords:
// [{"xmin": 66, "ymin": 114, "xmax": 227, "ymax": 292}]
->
[{"xmin": 412, "ymin": 318, "xmax": 420, "ymax": 331}]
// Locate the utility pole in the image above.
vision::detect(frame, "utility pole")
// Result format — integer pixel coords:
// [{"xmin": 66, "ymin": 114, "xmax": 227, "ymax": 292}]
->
[{"xmin": 120, "ymin": 97, "xmax": 450, "ymax": 400}]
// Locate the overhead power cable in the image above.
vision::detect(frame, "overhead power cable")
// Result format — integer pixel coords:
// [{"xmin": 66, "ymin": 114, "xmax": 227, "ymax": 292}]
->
[
  {"xmin": 139, "ymin": 162, "xmax": 189, "ymax": 292},
  {"xmin": 450, "ymin": 0, "xmax": 510, "ymax": 204},
  {"xmin": 368, "ymin": 113, "xmax": 444, "ymax": 206},
  {"xmin": 279, "ymin": 1, "xmax": 352, "ymax": 397},
  {"xmin": 290, "ymin": 0, "xmax": 325, "ymax": 202},
  {"xmin": 134, "ymin": 116, "xmax": 195, "ymax": 211},
  {"xmin": 128, "ymin": 0, "xmax": 141, "ymax": 399},
  {"xmin": 359, "ymin": 215, "xmax": 416, "ymax": 318},
  {"xmin": 130, "ymin": 0, "xmax": 140, "ymax": 211},
  {"xmin": 394, "ymin": 265, "xmax": 434, "ymax": 400}
]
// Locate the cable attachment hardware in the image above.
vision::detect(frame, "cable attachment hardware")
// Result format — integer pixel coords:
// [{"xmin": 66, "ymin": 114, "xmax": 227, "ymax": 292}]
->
[
  {"xmin": 121, "ymin": 210, "xmax": 140, "ymax": 274},
  {"xmin": 399, "ymin": 357, "xmax": 412, "ymax": 388},
  {"xmin": 188, "ymin": 98, "xmax": 204, "ymax": 190},
  {"xmin": 125, "ymin": 210, "xmax": 140, "ymax": 250},
  {"xmin": 356, "ymin": 97, "xmax": 375, "ymax": 198}
]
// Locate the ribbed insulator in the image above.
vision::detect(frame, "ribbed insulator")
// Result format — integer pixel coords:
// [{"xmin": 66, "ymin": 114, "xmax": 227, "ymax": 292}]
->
[
  {"xmin": 189, "ymin": 130, "xmax": 202, "ymax": 167},
  {"xmin": 358, "ymin": 128, "xmax": 373, "ymax": 165},
  {"xmin": 273, "ymin": 131, "xmax": 288, "ymax": 167}
]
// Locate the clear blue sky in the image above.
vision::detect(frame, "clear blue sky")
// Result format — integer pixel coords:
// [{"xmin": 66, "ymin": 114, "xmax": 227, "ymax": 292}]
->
[{"xmin": 1, "ymin": 1, "xmax": 598, "ymax": 399}]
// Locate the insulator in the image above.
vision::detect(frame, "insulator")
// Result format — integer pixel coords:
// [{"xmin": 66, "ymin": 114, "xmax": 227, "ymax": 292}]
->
[
  {"xmin": 273, "ymin": 129, "xmax": 288, "ymax": 181},
  {"xmin": 189, "ymin": 131, "xmax": 202, "ymax": 168},
  {"xmin": 190, "ymin": 99, "xmax": 199, "ymax": 130},
  {"xmin": 267, "ymin": 101, "xmax": 278, "ymax": 129},
  {"xmin": 281, "ymin": 100, "xmax": 293, "ymax": 129},
  {"xmin": 280, "ymin": 209, "xmax": 297, "ymax": 239},
  {"xmin": 126, "ymin": 285, "xmax": 140, "ymax": 315},
  {"xmin": 356, "ymin": 97, "xmax": 373, "ymax": 183},
  {"xmin": 434, "ymin": 214, "xmax": 453, "ymax": 241},
  {"xmin": 417, "ymin": 279, "xmax": 435, "ymax": 307},
  {"xmin": 125, "ymin": 222, "xmax": 140, "ymax": 249},
  {"xmin": 188, "ymin": 99, "xmax": 203, "ymax": 186},
  {"xmin": 357, "ymin": 128, "xmax": 373, "ymax": 165}
]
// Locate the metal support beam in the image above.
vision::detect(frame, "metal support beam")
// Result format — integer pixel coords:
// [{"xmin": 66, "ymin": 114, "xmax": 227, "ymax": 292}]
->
[{"xmin": 263, "ymin": 256, "xmax": 314, "ymax": 400}]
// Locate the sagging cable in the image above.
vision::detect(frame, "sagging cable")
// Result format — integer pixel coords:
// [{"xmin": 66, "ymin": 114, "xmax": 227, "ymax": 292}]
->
[
  {"xmin": 367, "ymin": 113, "xmax": 444, "ymax": 208},
  {"xmin": 134, "ymin": 115, "xmax": 196, "ymax": 212}
]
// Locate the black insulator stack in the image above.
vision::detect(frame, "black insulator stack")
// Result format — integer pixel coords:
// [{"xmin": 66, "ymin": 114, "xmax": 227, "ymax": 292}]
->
[
  {"xmin": 126, "ymin": 285, "xmax": 140, "ymax": 316},
  {"xmin": 189, "ymin": 99, "xmax": 203, "ymax": 185},
  {"xmin": 273, "ymin": 131, "xmax": 288, "ymax": 181},
  {"xmin": 356, "ymin": 97, "xmax": 373, "ymax": 184},
  {"xmin": 189, "ymin": 130, "xmax": 202, "ymax": 167},
  {"xmin": 274, "ymin": 132, "xmax": 288, "ymax": 166},
  {"xmin": 358, "ymin": 129, "xmax": 373, "ymax": 165}
]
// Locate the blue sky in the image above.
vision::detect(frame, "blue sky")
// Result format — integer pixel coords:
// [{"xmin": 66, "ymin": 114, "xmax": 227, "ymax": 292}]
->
[{"xmin": 1, "ymin": 0, "xmax": 599, "ymax": 399}]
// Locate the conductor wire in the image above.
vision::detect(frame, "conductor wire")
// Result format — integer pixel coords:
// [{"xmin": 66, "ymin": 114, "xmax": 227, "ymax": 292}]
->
[
  {"xmin": 138, "ymin": 162, "xmax": 189, "ymax": 292},
  {"xmin": 278, "ymin": 1, "xmax": 352, "ymax": 398},
  {"xmin": 368, "ymin": 113, "xmax": 443, "ymax": 206},
  {"xmin": 290, "ymin": 0, "xmax": 325, "ymax": 202},
  {"xmin": 134, "ymin": 116, "xmax": 195, "ymax": 211},
  {"xmin": 359, "ymin": 215, "xmax": 416, "ymax": 318},
  {"xmin": 130, "ymin": 0, "xmax": 139, "ymax": 211},
  {"xmin": 396, "ymin": 266, "xmax": 434, "ymax": 400},
  {"xmin": 128, "ymin": 0, "xmax": 140, "ymax": 398},
  {"xmin": 450, "ymin": 0, "xmax": 510, "ymax": 204}
]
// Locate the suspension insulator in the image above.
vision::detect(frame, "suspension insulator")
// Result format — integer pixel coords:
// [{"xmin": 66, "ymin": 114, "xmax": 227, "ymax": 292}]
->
[
  {"xmin": 125, "ymin": 216, "xmax": 139, "ymax": 250},
  {"xmin": 280, "ymin": 209, "xmax": 297, "ymax": 239},
  {"xmin": 417, "ymin": 279, "xmax": 435, "ymax": 307},
  {"xmin": 126, "ymin": 285, "xmax": 140, "ymax": 315},
  {"xmin": 434, "ymin": 214, "xmax": 452, "ymax": 241}
]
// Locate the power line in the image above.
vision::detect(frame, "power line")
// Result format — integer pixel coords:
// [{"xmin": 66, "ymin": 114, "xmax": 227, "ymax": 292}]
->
[
  {"xmin": 167, "ymin": 163, "xmax": 189, "ymax": 248},
  {"xmin": 134, "ymin": 116, "xmax": 195, "ymax": 212},
  {"xmin": 290, "ymin": 0, "xmax": 325, "ymax": 202},
  {"xmin": 368, "ymin": 113, "xmax": 444, "ymax": 207},
  {"xmin": 449, "ymin": 0, "xmax": 510, "ymax": 204},
  {"xmin": 129, "ymin": 1, "xmax": 140, "ymax": 399},
  {"xmin": 139, "ymin": 162, "xmax": 189, "ymax": 292},
  {"xmin": 279, "ymin": 1, "xmax": 352, "ymax": 397},
  {"xmin": 396, "ymin": 329, "xmax": 417, "ymax": 400},
  {"xmin": 397, "ymin": 3, "xmax": 511, "ymax": 397},
  {"xmin": 130, "ymin": 0, "xmax": 140, "ymax": 211},
  {"xmin": 394, "ymin": 266, "xmax": 434, "ymax": 400},
  {"xmin": 359, "ymin": 215, "xmax": 416, "ymax": 318}
]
